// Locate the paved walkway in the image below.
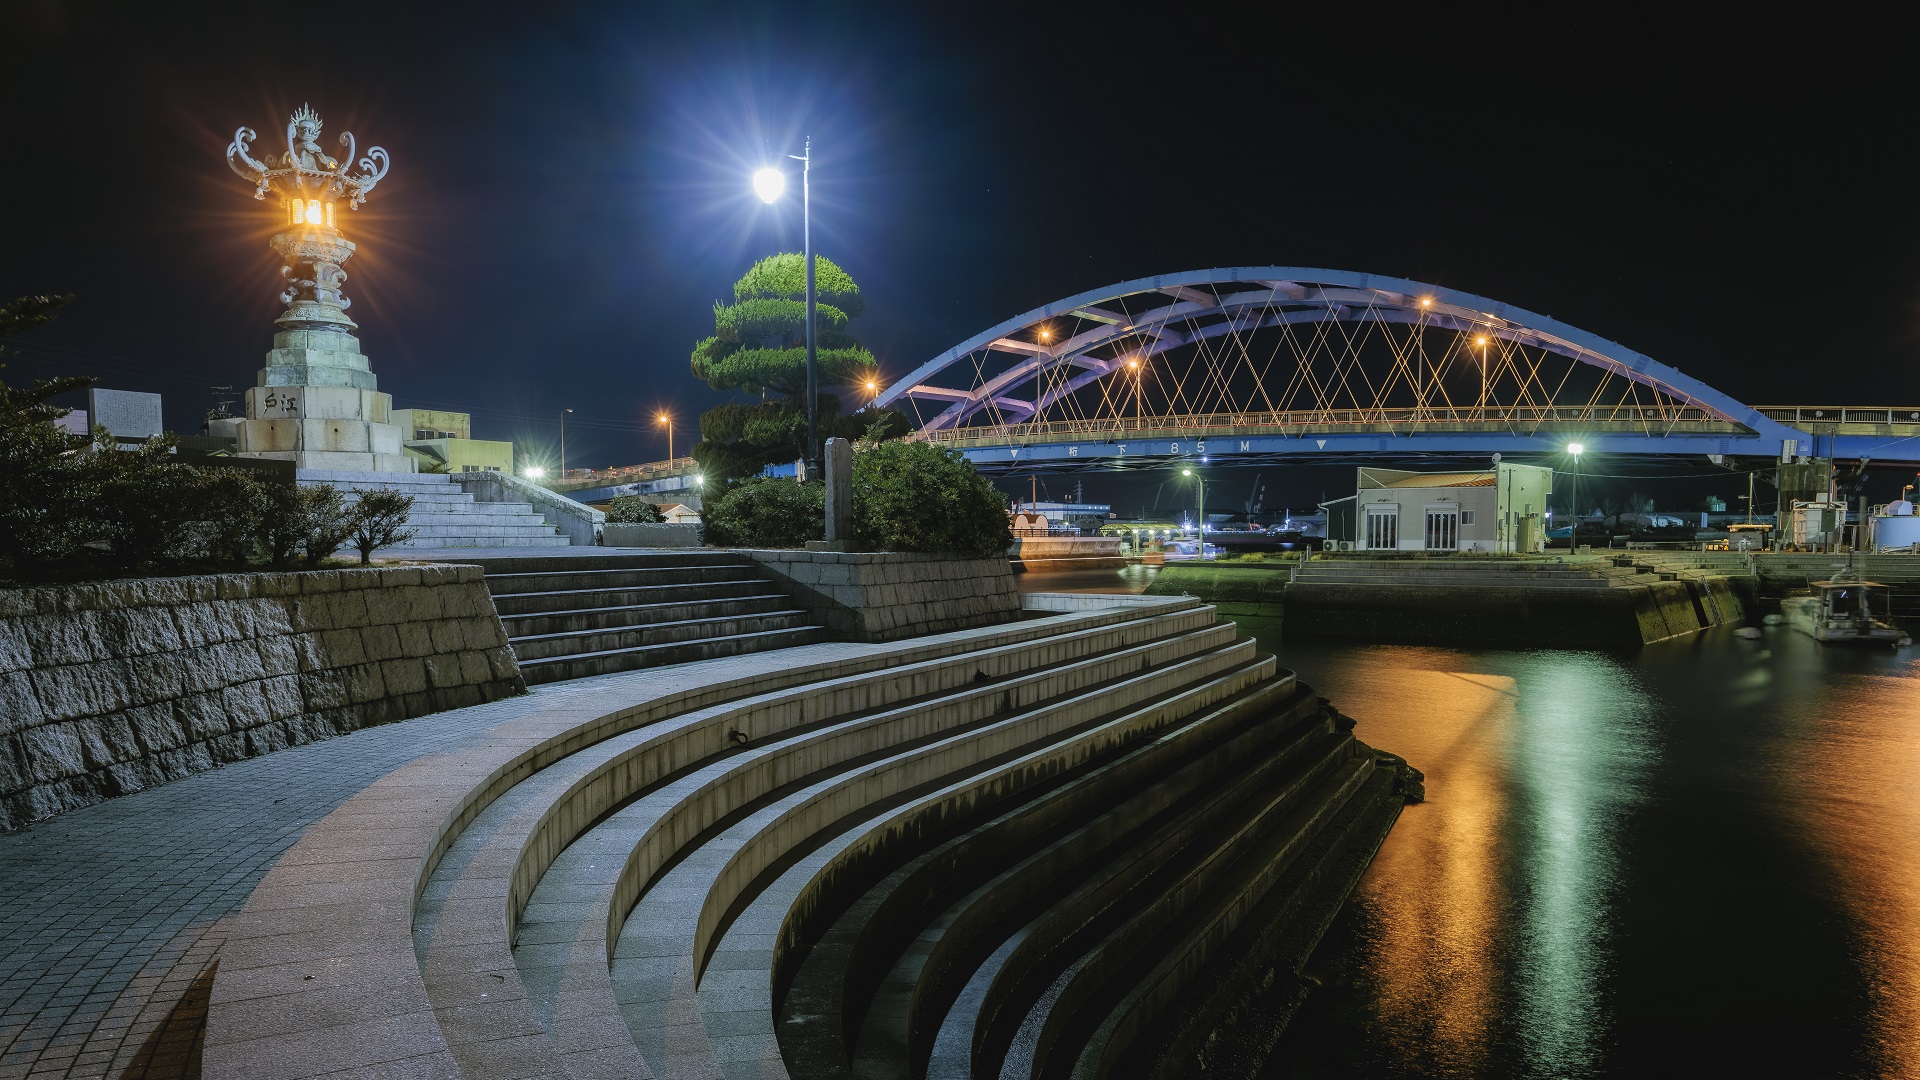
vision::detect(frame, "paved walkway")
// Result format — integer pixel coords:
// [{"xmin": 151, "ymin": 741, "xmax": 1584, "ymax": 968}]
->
[{"xmin": 0, "ymin": 672, "xmax": 645, "ymax": 1080}]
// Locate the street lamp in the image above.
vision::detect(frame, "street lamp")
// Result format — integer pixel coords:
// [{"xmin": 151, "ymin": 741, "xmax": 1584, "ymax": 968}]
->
[
  {"xmin": 754, "ymin": 137, "xmax": 818, "ymax": 479},
  {"xmin": 524, "ymin": 464, "xmax": 546, "ymax": 481},
  {"xmin": 1182, "ymin": 466, "xmax": 1207, "ymax": 556},
  {"xmin": 656, "ymin": 411, "xmax": 673, "ymax": 461},
  {"xmin": 560, "ymin": 408, "xmax": 572, "ymax": 476},
  {"xmin": 1566, "ymin": 441, "xmax": 1585, "ymax": 548}
]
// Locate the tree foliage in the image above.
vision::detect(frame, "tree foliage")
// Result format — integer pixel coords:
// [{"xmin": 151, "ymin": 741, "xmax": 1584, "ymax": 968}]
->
[
  {"xmin": 351, "ymin": 489, "xmax": 418, "ymax": 565},
  {"xmin": 850, "ymin": 440, "xmax": 1012, "ymax": 558},
  {"xmin": 700, "ymin": 441, "xmax": 1010, "ymax": 557},
  {"xmin": 689, "ymin": 254, "xmax": 906, "ymax": 482},
  {"xmin": 605, "ymin": 495, "xmax": 663, "ymax": 524},
  {"xmin": 0, "ymin": 293, "xmax": 425, "ymax": 580},
  {"xmin": 700, "ymin": 476, "xmax": 825, "ymax": 549}
]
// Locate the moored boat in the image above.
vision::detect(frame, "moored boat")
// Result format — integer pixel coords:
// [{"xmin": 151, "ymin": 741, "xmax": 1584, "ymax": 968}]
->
[{"xmin": 1782, "ymin": 568, "xmax": 1913, "ymax": 647}]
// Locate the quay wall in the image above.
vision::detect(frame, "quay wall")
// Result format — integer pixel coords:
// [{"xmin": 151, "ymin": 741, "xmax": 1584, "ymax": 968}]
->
[
  {"xmin": 1149, "ymin": 562, "xmax": 1747, "ymax": 647},
  {"xmin": 1008, "ymin": 536, "xmax": 1127, "ymax": 573},
  {"xmin": 740, "ymin": 550, "xmax": 1022, "ymax": 642},
  {"xmin": 0, "ymin": 565, "xmax": 524, "ymax": 830}
]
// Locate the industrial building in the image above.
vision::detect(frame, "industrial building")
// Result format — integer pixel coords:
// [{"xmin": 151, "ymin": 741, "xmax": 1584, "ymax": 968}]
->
[{"xmin": 1327, "ymin": 463, "xmax": 1554, "ymax": 553}]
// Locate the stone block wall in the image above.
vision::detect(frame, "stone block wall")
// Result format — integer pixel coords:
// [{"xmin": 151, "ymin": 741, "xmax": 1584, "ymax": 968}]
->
[
  {"xmin": 0, "ymin": 565, "xmax": 523, "ymax": 830},
  {"xmin": 740, "ymin": 550, "xmax": 1022, "ymax": 642}
]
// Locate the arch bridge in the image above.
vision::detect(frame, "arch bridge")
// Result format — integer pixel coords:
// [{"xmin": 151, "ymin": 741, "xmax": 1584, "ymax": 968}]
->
[{"xmin": 878, "ymin": 268, "xmax": 1920, "ymax": 473}]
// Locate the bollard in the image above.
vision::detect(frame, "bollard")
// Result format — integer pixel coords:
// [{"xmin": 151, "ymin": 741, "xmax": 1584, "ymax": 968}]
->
[{"xmin": 819, "ymin": 436, "xmax": 853, "ymax": 551}]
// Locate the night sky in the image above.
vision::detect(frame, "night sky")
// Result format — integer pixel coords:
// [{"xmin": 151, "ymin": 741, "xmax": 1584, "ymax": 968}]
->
[{"xmin": 4, "ymin": 4, "xmax": 1918, "ymax": 512}]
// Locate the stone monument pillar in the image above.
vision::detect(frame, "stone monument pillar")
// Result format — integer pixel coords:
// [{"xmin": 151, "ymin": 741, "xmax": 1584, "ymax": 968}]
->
[{"xmin": 224, "ymin": 105, "xmax": 411, "ymax": 472}]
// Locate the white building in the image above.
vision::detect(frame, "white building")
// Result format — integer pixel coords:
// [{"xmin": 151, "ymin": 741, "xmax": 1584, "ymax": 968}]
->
[{"xmin": 1351, "ymin": 463, "xmax": 1553, "ymax": 553}]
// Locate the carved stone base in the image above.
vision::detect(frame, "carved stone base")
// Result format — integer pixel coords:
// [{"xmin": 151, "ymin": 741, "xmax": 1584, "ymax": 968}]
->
[{"xmin": 233, "ymin": 336, "xmax": 414, "ymax": 473}]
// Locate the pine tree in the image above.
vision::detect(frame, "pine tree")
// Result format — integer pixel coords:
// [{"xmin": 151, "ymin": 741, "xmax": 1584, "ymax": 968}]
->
[{"xmin": 689, "ymin": 254, "xmax": 902, "ymax": 482}]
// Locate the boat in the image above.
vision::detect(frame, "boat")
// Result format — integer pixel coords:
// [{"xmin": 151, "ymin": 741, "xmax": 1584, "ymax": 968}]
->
[{"xmin": 1781, "ymin": 567, "xmax": 1913, "ymax": 647}]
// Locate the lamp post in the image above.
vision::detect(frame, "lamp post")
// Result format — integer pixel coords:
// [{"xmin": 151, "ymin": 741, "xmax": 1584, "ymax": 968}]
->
[
  {"xmin": 1182, "ymin": 466, "xmax": 1207, "ymax": 557},
  {"xmin": 656, "ymin": 411, "xmax": 673, "ymax": 462},
  {"xmin": 754, "ymin": 137, "xmax": 818, "ymax": 478},
  {"xmin": 1567, "ymin": 441, "xmax": 1585, "ymax": 548},
  {"xmin": 560, "ymin": 408, "xmax": 572, "ymax": 476}
]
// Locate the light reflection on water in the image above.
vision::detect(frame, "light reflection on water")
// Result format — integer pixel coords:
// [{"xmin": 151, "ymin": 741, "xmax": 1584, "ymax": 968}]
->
[
  {"xmin": 1262, "ymin": 627, "xmax": 1920, "ymax": 1079},
  {"xmin": 1007, "ymin": 570, "xmax": 1920, "ymax": 1075}
]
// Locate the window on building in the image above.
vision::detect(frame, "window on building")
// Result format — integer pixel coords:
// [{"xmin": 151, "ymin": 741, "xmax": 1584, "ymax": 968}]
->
[
  {"xmin": 1365, "ymin": 506, "xmax": 1399, "ymax": 550},
  {"xmin": 1461, "ymin": 509, "xmax": 1477, "ymax": 525}
]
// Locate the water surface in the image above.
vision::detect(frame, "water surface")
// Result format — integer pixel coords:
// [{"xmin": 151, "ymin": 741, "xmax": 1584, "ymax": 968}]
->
[
  {"xmin": 1267, "ymin": 630, "xmax": 1920, "ymax": 1078},
  {"xmin": 1016, "ymin": 570, "xmax": 1920, "ymax": 1077}
]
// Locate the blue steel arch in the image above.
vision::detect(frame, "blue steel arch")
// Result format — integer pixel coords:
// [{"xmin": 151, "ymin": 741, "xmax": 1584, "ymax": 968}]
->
[{"xmin": 878, "ymin": 267, "xmax": 1801, "ymax": 449}]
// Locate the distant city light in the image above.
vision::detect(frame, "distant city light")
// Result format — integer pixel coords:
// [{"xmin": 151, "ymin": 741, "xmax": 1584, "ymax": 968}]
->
[{"xmin": 752, "ymin": 167, "xmax": 786, "ymax": 203}]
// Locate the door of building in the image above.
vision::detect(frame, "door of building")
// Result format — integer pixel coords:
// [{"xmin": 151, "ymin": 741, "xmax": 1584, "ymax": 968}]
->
[
  {"xmin": 1364, "ymin": 505, "xmax": 1400, "ymax": 550},
  {"xmin": 1424, "ymin": 506, "xmax": 1459, "ymax": 551}
]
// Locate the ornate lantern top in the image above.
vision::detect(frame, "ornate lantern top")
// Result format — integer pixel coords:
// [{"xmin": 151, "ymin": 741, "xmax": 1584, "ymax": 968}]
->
[{"xmin": 225, "ymin": 104, "xmax": 390, "ymax": 219}]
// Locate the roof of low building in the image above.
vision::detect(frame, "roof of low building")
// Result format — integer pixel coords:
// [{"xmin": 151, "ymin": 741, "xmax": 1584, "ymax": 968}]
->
[{"xmin": 1376, "ymin": 472, "xmax": 1497, "ymax": 488}]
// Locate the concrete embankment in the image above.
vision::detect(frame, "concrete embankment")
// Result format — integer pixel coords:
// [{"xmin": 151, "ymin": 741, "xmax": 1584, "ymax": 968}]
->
[
  {"xmin": 1149, "ymin": 557, "xmax": 1748, "ymax": 648},
  {"xmin": 0, "ymin": 565, "xmax": 523, "ymax": 830}
]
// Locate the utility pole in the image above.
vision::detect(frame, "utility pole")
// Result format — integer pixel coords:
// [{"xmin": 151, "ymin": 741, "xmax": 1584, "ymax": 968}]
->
[{"xmin": 560, "ymin": 408, "xmax": 572, "ymax": 476}]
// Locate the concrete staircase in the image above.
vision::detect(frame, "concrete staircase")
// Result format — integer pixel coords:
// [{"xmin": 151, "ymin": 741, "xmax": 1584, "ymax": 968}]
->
[
  {"xmin": 208, "ymin": 595, "xmax": 1417, "ymax": 1080},
  {"xmin": 470, "ymin": 552, "xmax": 827, "ymax": 683},
  {"xmin": 295, "ymin": 469, "xmax": 569, "ymax": 549}
]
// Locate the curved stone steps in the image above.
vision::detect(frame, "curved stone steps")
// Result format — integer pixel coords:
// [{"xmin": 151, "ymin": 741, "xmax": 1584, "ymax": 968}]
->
[
  {"xmin": 1029, "ymin": 753, "xmax": 1374, "ymax": 1079},
  {"xmin": 207, "ymin": 598, "xmax": 1195, "ymax": 1078},
  {"xmin": 608, "ymin": 640, "xmax": 1269, "ymax": 1079},
  {"xmin": 963, "ymin": 729, "xmax": 1356, "ymax": 1078},
  {"xmin": 586, "ymin": 629, "xmax": 1252, "ymax": 1071},
  {"xmin": 406, "ymin": 601, "xmax": 1221, "ymax": 1078},
  {"xmin": 203, "ymin": 594, "xmax": 1412, "ymax": 1080},
  {"xmin": 1093, "ymin": 763, "xmax": 1405, "ymax": 1080},
  {"xmin": 774, "ymin": 674, "xmax": 1314, "ymax": 1076}
]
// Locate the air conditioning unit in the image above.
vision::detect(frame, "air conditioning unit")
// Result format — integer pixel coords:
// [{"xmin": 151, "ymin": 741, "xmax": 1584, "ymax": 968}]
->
[{"xmin": 1335, "ymin": 540, "xmax": 1356, "ymax": 552}]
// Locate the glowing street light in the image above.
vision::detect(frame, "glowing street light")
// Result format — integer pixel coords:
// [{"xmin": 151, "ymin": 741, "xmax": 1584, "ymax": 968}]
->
[
  {"xmin": 1566, "ymin": 441, "xmax": 1586, "ymax": 546},
  {"xmin": 656, "ymin": 411, "xmax": 674, "ymax": 461},
  {"xmin": 752, "ymin": 167, "xmax": 785, "ymax": 204},
  {"xmin": 752, "ymin": 137, "xmax": 820, "ymax": 478},
  {"xmin": 1181, "ymin": 466, "xmax": 1208, "ymax": 552},
  {"xmin": 524, "ymin": 464, "xmax": 546, "ymax": 481}
]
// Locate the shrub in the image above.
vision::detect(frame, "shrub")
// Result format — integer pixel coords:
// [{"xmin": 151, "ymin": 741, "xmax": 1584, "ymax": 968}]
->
[
  {"xmin": 605, "ymin": 495, "xmax": 663, "ymax": 524},
  {"xmin": 194, "ymin": 470, "xmax": 271, "ymax": 565},
  {"xmin": 92, "ymin": 436, "xmax": 210, "ymax": 573},
  {"xmin": 300, "ymin": 486, "xmax": 356, "ymax": 565},
  {"xmin": 350, "ymin": 489, "xmax": 416, "ymax": 564},
  {"xmin": 702, "ymin": 477, "xmax": 824, "ymax": 548},
  {"xmin": 850, "ymin": 440, "xmax": 1012, "ymax": 558}
]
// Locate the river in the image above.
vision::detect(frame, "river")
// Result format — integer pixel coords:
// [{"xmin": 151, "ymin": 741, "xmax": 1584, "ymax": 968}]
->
[{"xmin": 1018, "ymin": 568, "xmax": 1920, "ymax": 1078}]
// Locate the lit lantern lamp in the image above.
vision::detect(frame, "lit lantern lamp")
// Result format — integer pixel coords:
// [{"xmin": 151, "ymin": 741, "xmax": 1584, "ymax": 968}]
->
[{"xmin": 284, "ymin": 198, "xmax": 337, "ymax": 229}]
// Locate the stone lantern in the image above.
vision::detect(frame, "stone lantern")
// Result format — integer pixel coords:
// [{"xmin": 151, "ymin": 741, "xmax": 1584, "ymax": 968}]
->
[{"xmin": 224, "ymin": 104, "xmax": 411, "ymax": 472}]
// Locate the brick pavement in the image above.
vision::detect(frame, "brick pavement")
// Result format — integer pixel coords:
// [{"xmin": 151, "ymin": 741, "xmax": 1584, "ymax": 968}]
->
[{"xmin": 0, "ymin": 674, "xmax": 626, "ymax": 1080}]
